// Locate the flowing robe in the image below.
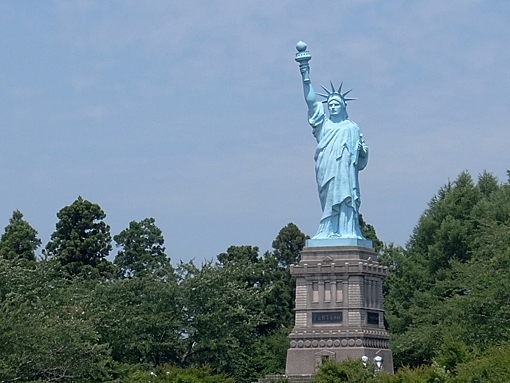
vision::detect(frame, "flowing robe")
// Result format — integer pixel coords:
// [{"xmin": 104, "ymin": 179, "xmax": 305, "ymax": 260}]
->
[{"xmin": 309, "ymin": 103, "xmax": 368, "ymax": 239}]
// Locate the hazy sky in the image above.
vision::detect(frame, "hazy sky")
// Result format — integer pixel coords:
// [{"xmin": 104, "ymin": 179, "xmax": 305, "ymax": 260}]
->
[{"xmin": 2, "ymin": 1, "xmax": 509, "ymax": 264}]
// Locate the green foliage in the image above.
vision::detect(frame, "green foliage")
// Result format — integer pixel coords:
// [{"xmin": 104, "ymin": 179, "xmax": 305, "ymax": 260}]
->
[
  {"xmin": 216, "ymin": 222, "xmax": 309, "ymax": 336},
  {"xmin": 114, "ymin": 218, "xmax": 170, "ymax": 278},
  {"xmin": 44, "ymin": 196, "xmax": 114, "ymax": 277},
  {"xmin": 271, "ymin": 223, "xmax": 307, "ymax": 268},
  {"xmin": 383, "ymin": 170, "xmax": 510, "ymax": 370},
  {"xmin": 433, "ymin": 336, "xmax": 471, "ymax": 374},
  {"xmin": 453, "ymin": 342, "xmax": 510, "ymax": 382},
  {"xmin": 0, "ymin": 299, "xmax": 112, "ymax": 383},
  {"xmin": 359, "ymin": 214, "xmax": 383, "ymax": 253},
  {"xmin": 0, "ymin": 211, "xmax": 314, "ymax": 383},
  {"xmin": 312, "ymin": 359, "xmax": 451, "ymax": 383},
  {"xmin": 384, "ymin": 364, "xmax": 448, "ymax": 383},
  {"xmin": 17, "ymin": 177, "xmax": 510, "ymax": 382},
  {"xmin": 0, "ymin": 258, "xmax": 114, "ymax": 383},
  {"xmin": 251, "ymin": 326, "xmax": 291, "ymax": 376},
  {"xmin": 218, "ymin": 245, "xmax": 260, "ymax": 265},
  {"xmin": 178, "ymin": 259, "xmax": 268, "ymax": 382},
  {"xmin": 0, "ymin": 210, "xmax": 41, "ymax": 261},
  {"xmin": 312, "ymin": 358, "xmax": 380, "ymax": 383},
  {"xmin": 126, "ymin": 364, "xmax": 234, "ymax": 383},
  {"xmin": 88, "ymin": 273, "xmax": 184, "ymax": 367}
]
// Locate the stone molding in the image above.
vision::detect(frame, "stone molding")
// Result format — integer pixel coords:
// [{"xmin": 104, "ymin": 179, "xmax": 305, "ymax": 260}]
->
[
  {"xmin": 289, "ymin": 337, "xmax": 390, "ymax": 349},
  {"xmin": 291, "ymin": 261, "xmax": 388, "ymax": 277}
]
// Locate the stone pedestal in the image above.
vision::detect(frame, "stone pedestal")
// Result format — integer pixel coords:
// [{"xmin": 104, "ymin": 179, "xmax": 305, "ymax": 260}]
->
[{"xmin": 285, "ymin": 245, "xmax": 394, "ymax": 377}]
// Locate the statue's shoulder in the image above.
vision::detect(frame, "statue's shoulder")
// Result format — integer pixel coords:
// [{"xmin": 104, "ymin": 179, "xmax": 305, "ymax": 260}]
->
[{"xmin": 339, "ymin": 119, "xmax": 359, "ymax": 129}]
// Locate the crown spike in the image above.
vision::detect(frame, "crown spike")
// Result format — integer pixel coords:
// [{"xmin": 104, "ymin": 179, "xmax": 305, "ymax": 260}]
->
[
  {"xmin": 342, "ymin": 89, "xmax": 353, "ymax": 97},
  {"xmin": 330, "ymin": 81, "xmax": 335, "ymax": 93},
  {"xmin": 316, "ymin": 93, "xmax": 329, "ymax": 99},
  {"xmin": 320, "ymin": 85, "xmax": 331, "ymax": 95},
  {"xmin": 344, "ymin": 97, "xmax": 358, "ymax": 102},
  {"xmin": 338, "ymin": 82, "xmax": 343, "ymax": 94}
]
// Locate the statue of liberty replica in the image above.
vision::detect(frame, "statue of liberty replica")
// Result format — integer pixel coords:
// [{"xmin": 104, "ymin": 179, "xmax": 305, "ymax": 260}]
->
[
  {"xmin": 296, "ymin": 41, "xmax": 369, "ymax": 244},
  {"xmin": 283, "ymin": 42, "xmax": 393, "ymax": 379}
]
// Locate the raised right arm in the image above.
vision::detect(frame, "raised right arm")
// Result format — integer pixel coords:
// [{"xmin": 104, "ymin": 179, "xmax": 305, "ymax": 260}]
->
[{"xmin": 300, "ymin": 64, "xmax": 319, "ymax": 115}]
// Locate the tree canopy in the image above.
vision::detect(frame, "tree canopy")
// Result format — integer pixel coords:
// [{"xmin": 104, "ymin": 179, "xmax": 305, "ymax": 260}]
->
[
  {"xmin": 3, "ymin": 170, "xmax": 510, "ymax": 381},
  {"xmin": 44, "ymin": 196, "xmax": 113, "ymax": 277},
  {"xmin": 114, "ymin": 217, "xmax": 170, "ymax": 278},
  {"xmin": 382, "ymin": 170, "xmax": 510, "ymax": 373},
  {"xmin": 0, "ymin": 210, "xmax": 41, "ymax": 261}
]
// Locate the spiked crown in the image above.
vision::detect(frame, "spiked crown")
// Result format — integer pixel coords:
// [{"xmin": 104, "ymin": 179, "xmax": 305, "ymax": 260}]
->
[{"xmin": 317, "ymin": 81, "xmax": 357, "ymax": 105}]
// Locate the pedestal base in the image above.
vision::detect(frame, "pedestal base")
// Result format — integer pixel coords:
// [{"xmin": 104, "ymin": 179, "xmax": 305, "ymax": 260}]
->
[
  {"xmin": 285, "ymin": 245, "xmax": 394, "ymax": 375},
  {"xmin": 286, "ymin": 343, "xmax": 393, "ymax": 375}
]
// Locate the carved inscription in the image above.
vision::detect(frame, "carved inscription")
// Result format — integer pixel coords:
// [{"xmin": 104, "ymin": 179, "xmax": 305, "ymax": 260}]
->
[{"xmin": 312, "ymin": 311, "xmax": 343, "ymax": 324}]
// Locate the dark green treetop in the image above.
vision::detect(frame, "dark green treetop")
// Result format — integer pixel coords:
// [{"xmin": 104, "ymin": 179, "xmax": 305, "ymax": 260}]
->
[
  {"xmin": 0, "ymin": 210, "xmax": 41, "ymax": 261},
  {"xmin": 114, "ymin": 218, "xmax": 170, "ymax": 278},
  {"xmin": 271, "ymin": 222, "xmax": 308, "ymax": 268},
  {"xmin": 359, "ymin": 213, "xmax": 383, "ymax": 253},
  {"xmin": 217, "ymin": 245, "xmax": 260, "ymax": 265},
  {"xmin": 44, "ymin": 196, "xmax": 113, "ymax": 277}
]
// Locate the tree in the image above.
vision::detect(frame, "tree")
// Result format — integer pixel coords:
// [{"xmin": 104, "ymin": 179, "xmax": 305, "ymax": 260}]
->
[
  {"xmin": 178, "ymin": 259, "xmax": 268, "ymax": 383},
  {"xmin": 88, "ymin": 274, "xmax": 184, "ymax": 366},
  {"xmin": 271, "ymin": 223, "xmax": 307, "ymax": 268},
  {"xmin": 359, "ymin": 214, "xmax": 383, "ymax": 253},
  {"xmin": 114, "ymin": 218, "xmax": 170, "ymax": 278},
  {"xmin": 0, "ymin": 210, "xmax": 41, "ymax": 261},
  {"xmin": 0, "ymin": 298, "xmax": 113, "ymax": 383},
  {"xmin": 212, "ymin": 225, "xmax": 310, "ymax": 378},
  {"xmin": 216, "ymin": 244, "xmax": 294, "ymax": 334},
  {"xmin": 382, "ymin": 171, "xmax": 510, "ymax": 369},
  {"xmin": 217, "ymin": 245, "xmax": 260, "ymax": 266},
  {"xmin": 44, "ymin": 196, "xmax": 113, "ymax": 277},
  {"xmin": 0, "ymin": 258, "xmax": 114, "ymax": 383},
  {"xmin": 407, "ymin": 171, "xmax": 480, "ymax": 275}
]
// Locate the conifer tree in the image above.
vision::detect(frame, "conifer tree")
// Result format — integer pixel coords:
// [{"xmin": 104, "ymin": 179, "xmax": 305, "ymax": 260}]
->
[
  {"xmin": 114, "ymin": 217, "xmax": 170, "ymax": 278},
  {"xmin": 0, "ymin": 210, "xmax": 41, "ymax": 261},
  {"xmin": 44, "ymin": 196, "xmax": 112, "ymax": 276}
]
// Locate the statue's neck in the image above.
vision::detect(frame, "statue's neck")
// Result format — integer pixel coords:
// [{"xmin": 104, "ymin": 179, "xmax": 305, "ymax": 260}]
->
[{"xmin": 329, "ymin": 110, "xmax": 348, "ymax": 123}]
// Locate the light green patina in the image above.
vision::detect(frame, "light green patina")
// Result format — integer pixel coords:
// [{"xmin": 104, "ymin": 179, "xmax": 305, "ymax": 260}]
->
[{"xmin": 296, "ymin": 42, "xmax": 371, "ymax": 247}]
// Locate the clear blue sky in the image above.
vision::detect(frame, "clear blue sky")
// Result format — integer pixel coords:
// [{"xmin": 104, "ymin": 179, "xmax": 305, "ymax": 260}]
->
[{"xmin": 1, "ymin": 1, "xmax": 509, "ymax": 264}]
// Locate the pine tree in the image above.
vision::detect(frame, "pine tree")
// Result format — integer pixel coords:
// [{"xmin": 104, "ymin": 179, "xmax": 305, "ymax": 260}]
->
[
  {"xmin": 114, "ymin": 218, "xmax": 170, "ymax": 278},
  {"xmin": 0, "ymin": 210, "xmax": 41, "ymax": 261},
  {"xmin": 44, "ymin": 197, "xmax": 113, "ymax": 277}
]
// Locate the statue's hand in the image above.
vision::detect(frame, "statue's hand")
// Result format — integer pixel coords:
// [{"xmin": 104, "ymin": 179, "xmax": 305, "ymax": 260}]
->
[{"xmin": 357, "ymin": 140, "xmax": 367, "ymax": 157}]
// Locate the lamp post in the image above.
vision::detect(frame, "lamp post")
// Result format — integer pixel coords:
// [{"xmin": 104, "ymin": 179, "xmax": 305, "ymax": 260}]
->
[{"xmin": 374, "ymin": 355, "xmax": 383, "ymax": 373}]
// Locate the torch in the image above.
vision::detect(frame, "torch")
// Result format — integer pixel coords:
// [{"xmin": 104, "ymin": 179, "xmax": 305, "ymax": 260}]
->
[{"xmin": 295, "ymin": 41, "xmax": 312, "ymax": 83}]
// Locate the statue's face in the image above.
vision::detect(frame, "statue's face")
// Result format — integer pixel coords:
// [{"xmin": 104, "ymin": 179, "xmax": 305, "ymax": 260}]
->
[{"xmin": 328, "ymin": 100, "xmax": 345, "ymax": 115}]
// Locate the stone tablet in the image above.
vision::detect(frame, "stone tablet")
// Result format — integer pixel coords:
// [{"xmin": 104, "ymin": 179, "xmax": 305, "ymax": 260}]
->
[{"xmin": 312, "ymin": 311, "xmax": 343, "ymax": 324}]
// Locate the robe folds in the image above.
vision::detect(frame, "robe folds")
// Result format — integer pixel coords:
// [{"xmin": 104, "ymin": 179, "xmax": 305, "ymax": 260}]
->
[{"xmin": 309, "ymin": 102, "xmax": 368, "ymax": 239}]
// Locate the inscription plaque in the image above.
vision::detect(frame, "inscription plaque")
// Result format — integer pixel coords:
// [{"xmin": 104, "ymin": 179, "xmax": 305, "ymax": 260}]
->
[
  {"xmin": 367, "ymin": 312, "xmax": 379, "ymax": 325},
  {"xmin": 312, "ymin": 311, "xmax": 343, "ymax": 324}
]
